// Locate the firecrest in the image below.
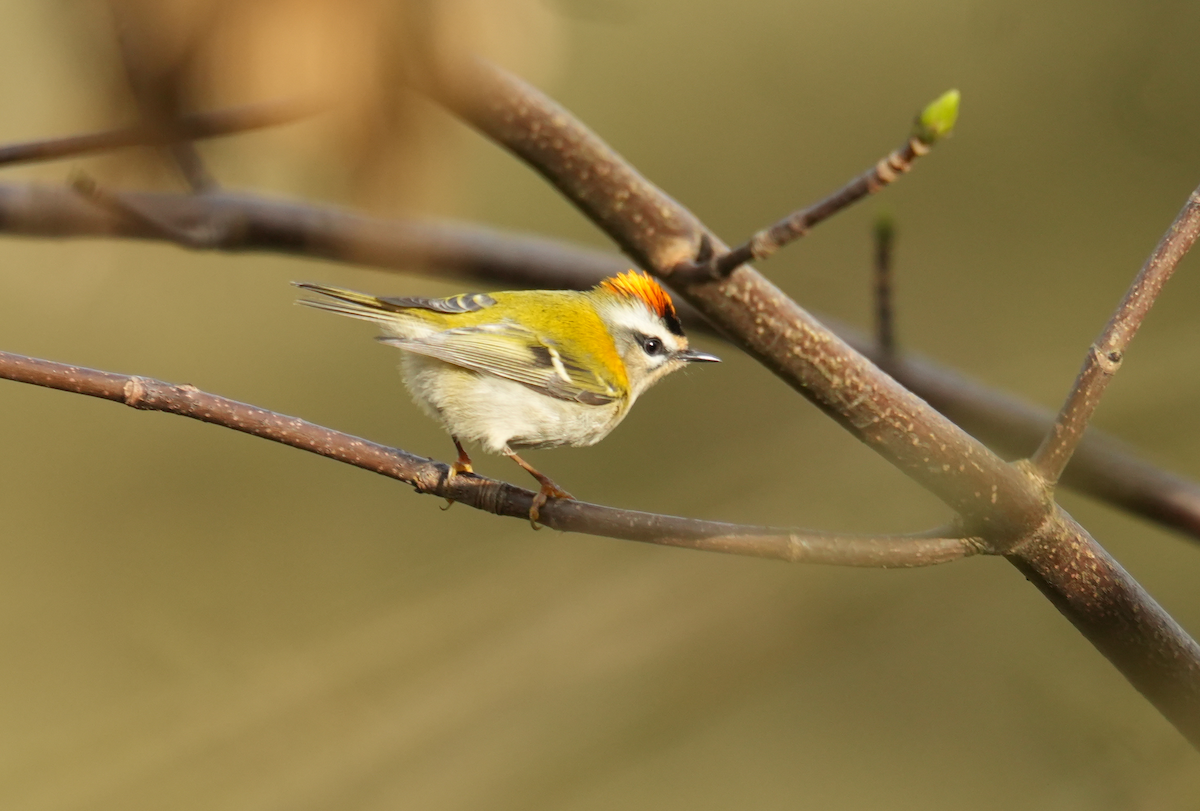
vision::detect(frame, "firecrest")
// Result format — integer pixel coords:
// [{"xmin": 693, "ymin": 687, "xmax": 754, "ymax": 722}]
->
[{"xmin": 294, "ymin": 271, "xmax": 719, "ymax": 525}]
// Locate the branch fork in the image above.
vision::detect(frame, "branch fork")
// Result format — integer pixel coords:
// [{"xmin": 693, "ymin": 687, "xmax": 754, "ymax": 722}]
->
[
  {"xmin": 1034, "ymin": 189, "xmax": 1200, "ymax": 485},
  {"xmin": 673, "ymin": 90, "xmax": 959, "ymax": 282}
]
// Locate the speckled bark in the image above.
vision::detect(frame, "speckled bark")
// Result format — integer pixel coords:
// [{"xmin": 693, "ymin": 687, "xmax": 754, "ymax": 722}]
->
[{"xmin": 1010, "ymin": 512, "xmax": 1200, "ymax": 749}]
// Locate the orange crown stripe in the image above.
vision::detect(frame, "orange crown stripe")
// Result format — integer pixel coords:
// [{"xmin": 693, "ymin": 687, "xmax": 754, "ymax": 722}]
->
[{"xmin": 597, "ymin": 271, "xmax": 678, "ymax": 321}]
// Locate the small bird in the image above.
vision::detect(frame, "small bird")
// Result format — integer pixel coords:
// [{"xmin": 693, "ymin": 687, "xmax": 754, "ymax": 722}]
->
[{"xmin": 295, "ymin": 271, "xmax": 719, "ymax": 525}]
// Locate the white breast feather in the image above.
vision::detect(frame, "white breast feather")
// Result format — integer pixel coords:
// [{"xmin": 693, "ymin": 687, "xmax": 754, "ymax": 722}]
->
[{"xmin": 400, "ymin": 354, "xmax": 626, "ymax": 453}]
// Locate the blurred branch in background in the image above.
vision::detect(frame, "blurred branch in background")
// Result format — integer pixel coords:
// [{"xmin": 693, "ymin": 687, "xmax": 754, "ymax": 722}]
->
[
  {"xmin": 0, "ymin": 180, "xmax": 1197, "ymax": 542},
  {"xmin": 87, "ymin": 0, "xmax": 563, "ymax": 206},
  {"xmin": 0, "ymin": 349, "xmax": 980, "ymax": 568},
  {"xmin": 872, "ymin": 213, "xmax": 897, "ymax": 357},
  {"xmin": 0, "ymin": 96, "xmax": 320, "ymax": 168},
  {"xmin": 107, "ymin": 0, "xmax": 222, "ymax": 191},
  {"xmin": 71, "ymin": 172, "xmax": 226, "ymax": 248}
]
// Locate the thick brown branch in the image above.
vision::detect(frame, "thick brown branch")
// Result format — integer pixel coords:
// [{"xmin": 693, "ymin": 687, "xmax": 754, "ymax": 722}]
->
[
  {"xmin": 0, "ymin": 97, "xmax": 320, "ymax": 168},
  {"xmin": 0, "ymin": 181, "xmax": 1198, "ymax": 541},
  {"xmin": 1033, "ymin": 189, "xmax": 1200, "ymax": 484},
  {"xmin": 0, "ymin": 349, "xmax": 978, "ymax": 568},
  {"xmin": 1008, "ymin": 511, "xmax": 1200, "ymax": 749}
]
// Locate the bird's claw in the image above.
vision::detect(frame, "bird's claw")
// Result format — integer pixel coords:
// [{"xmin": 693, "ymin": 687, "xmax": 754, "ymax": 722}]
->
[
  {"xmin": 441, "ymin": 457, "xmax": 475, "ymax": 511},
  {"xmin": 528, "ymin": 484, "xmax": 575, "ymax": 530}
]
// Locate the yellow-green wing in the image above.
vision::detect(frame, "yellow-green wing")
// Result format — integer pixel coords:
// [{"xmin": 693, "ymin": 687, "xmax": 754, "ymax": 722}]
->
[{"xmin": 379, "ymin": 323, "xmax": 621, "ymax": 406}]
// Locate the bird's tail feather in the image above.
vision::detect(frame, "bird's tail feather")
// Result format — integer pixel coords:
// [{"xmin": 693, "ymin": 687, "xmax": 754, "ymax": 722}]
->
[{"xmin": 292, "ymin": 281, "xmax": 404, "ymax": 325}]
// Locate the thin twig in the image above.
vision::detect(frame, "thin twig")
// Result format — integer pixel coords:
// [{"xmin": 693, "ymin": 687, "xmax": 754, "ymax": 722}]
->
[
  {"xmin": 70, "ymin": 173, "xmax": 219, "ymax": 248},
  {"xmin": 873, "ymin": 214, "xmax": 896, "ymax": 357},
  {"xmin": 706, "ymin": 138, "xmax": 930, "ymax": 278},
  {"xmin": 682, "ymin": 91, "xmax": 958, "ymax": 280},
  {"xmin": 1033, "ymin": 188, "xmax": 1200, "ymax": 484},
  {"xmin": 0, "ymin": 97, "xmax": 321, "ymax": 169},
  {"xmin": 165, "ymin": 143, "xmax": 218, "ymax": 193},
  {"xmin": 0, "ymin": 349, "xmax": 979, "ymax": 568},
  {"xmin": 0, "ymin": 180, "xmax": 1198, "ymax": 541}
]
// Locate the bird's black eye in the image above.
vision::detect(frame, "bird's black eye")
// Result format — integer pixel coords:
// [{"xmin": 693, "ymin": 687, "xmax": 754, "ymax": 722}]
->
[{"xmin": 641, "ymin": 336, "xmax": 664, "ymax": 356}]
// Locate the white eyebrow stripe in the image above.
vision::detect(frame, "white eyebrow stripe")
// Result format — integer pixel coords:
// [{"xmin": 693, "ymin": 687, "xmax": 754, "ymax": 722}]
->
[{"xmin": 597, "ymin": 299, "xmax": 684, "ymax": 350}]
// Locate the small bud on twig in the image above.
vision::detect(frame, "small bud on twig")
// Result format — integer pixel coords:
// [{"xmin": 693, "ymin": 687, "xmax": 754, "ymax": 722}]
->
[{"xmin": 912, "ymin": 89, "xmax": 960, "ymax": 145}]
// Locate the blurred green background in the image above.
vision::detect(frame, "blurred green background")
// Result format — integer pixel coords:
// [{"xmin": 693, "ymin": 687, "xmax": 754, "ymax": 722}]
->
[{"xmin": 2, "ymin": 0, "xmax": 1199, "ymax": 808}]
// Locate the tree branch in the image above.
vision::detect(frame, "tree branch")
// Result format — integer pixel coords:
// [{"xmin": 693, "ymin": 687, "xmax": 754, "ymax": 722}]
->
[
  {"xmin": 1008, "ymin": 511, "xmax": 1200, "ymax": 749},
  {"xmin": 0, "ymin": 349, "xmax": 979, "ymax": 568},
  {"xmin": 70, "ymin": 173, "xmax": 218, "ymax": 248},
  {"xmin": 1033, "ymin": 188, "xmax": 1200, "ymax": 484},
  {"xmin": 0, "ymin": 182, "xmax": 627, "ymax": 288},
  {"xmin": 873, "ymin": 215, "xmax": 897, "ymax": 357},
  {"xmin": 866, "ymin": 342, "xmax": 1200, "ymax": 540},
  {"xmin": 698, "ymin": 90, "xmax": 959, "ymax": 279},
  {"xmin": 107, "ymin": 1, "xmax": 219, "ymax": 192},
  {"xmin": 0, "ymin": 97, "xmax": 320, "ymax": 169},
  {"xmin": 0, "ymin": 180, "xmax": 1198, "ymax": 541}
]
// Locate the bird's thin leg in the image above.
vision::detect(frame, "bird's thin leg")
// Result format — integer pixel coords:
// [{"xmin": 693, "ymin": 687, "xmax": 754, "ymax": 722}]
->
[
  {"xmin": 505, "ymin": 450, "xmax": 574, "ymax": 529},
  {"xmin": 441, "ymin": 436, "xmax": 475, "ymax": 511},
  {"xmin": 451, "ymin": 437, "xmax": 474, "ymax": 476}
]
